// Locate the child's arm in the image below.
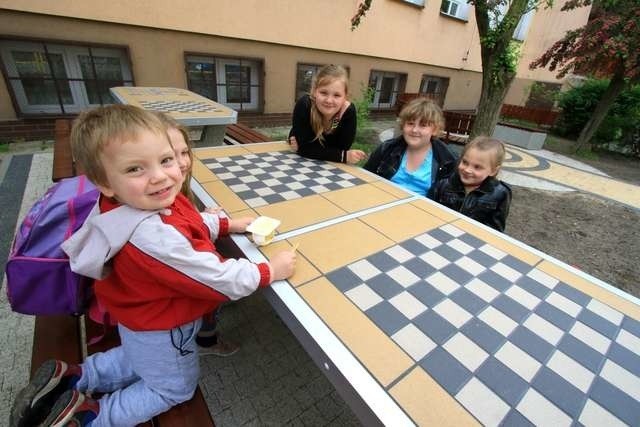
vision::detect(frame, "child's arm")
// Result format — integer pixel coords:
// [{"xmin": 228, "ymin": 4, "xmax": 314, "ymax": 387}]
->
[{"xmin": 489, "ymin": 183, "xmax": 512, "ymax": 232}]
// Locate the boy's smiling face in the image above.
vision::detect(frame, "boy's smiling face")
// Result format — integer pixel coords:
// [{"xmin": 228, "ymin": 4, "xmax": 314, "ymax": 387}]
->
[{"xmin": 97, "ymin": 129, "xmax": 183, "ymax": 210}]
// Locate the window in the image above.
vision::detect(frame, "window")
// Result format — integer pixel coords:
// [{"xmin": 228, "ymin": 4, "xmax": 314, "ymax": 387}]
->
[
  {"xmin": 440, "ymin": 0, "xmax": 470, "ymax": 20},
  {"xmin": 0, "ymin": 39, "xmax": 133, "ymax": 115},
  {"xmin": 419, "ymin": 75, "xmax": 449, "ymax": 107},
  {"xmin": 185, "ymin": 54, "xmax": 262, "ymax": 111},
  {"xmin": 489, "ymin": 3, "xmax": 535, "ymax": 41},
  {"xmin": 295, "ymin": 63, "xmax": 323, "ymax": 101},
  {"xmin": 368, "ymin": 71, "xmax": 406, "ymax": 109},
  {"xmin": 525, "ymin": 82, "xmax": 561, "ymax": 110},
  {"xmin": 401, "ymin": 0, "xmax": 425, "ymax": 6}
]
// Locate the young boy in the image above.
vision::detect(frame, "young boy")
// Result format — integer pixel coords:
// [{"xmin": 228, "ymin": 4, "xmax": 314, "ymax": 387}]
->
[{"xmin": 11, "ymin": 105, "xmax": 296, "ymax": 427}]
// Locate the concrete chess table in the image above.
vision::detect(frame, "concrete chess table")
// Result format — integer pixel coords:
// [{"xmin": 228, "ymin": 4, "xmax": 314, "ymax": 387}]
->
[{"xmin": 192, "ymin": 142, "xmax": 640, "ymax": 427}]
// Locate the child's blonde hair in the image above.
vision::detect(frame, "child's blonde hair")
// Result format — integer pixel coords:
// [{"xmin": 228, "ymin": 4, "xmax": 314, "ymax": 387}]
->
[
  {"xmin": 462, "ymin": 136, "xmax": 506, "ymax": 172},
  {"xmin": 152, "ymin": 112, "xmax": 195, "ymax": 203},
  {"xmin": 70, "ymin": 105, "xmax": 168, "ymax": 187},
  {"xmin": 310, "ymin": 64, "xmax": 349, "ymax": 143},
  {"xmin": 398, "ymin": 97, "xmax": 445, "ymax": 135}
]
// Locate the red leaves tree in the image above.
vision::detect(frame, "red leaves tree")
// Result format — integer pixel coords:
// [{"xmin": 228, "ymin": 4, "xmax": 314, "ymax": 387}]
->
[{"xmin": 530, "ymin": 0, "xmax": 640, "ymax": 150}]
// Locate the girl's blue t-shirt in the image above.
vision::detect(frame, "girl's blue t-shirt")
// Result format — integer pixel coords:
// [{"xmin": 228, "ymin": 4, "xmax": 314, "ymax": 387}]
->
[{"xmin": 391, "ymin": 149, "xmax": 433, "ymax": 195}]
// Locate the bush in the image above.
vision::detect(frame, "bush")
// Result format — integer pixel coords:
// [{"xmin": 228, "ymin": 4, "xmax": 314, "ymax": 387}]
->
[
  {"xmin": 555, "ymin": 79, "xmax": 640, "ymax": 155},
  {"xmin": 352, "ymin": 84, "xmax": 375, "ymax": 146}
]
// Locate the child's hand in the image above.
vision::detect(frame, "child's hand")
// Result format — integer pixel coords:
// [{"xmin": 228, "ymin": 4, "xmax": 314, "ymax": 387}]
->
[
  {"xmin": 268, "ymin": 250, "xmax": 296, "ymax": 281},
  {"xmin": 204, "ymin": 206, "xmax": 223, "ymax": 215},
  {"xmin": 346, "ymin": 149, "xmax": 367, "ymax": 165},
  {"xmin": 288, "ymin": 136, "xmax": 299, "ymax": 152},
  {"xmin": 229, "ymin": 216, "xmax": 255, "ymax": 233}
]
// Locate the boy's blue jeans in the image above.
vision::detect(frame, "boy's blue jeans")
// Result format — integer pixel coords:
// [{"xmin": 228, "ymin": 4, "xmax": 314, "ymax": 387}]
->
[{"xmin": 76, "ymin": 319, "xmax": 202, "ymax": 427}]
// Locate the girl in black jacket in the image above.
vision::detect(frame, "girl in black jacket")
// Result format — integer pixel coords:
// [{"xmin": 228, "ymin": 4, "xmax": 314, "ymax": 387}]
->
[{"xmin": 431, "ymin": 136, "xmax": 512, "ymax": 232}]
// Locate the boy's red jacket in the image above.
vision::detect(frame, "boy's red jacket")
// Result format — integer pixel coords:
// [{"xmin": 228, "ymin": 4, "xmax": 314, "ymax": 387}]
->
[{"xmin": 61, "ymin": 193, "xmax": 270, "ymax": 331}]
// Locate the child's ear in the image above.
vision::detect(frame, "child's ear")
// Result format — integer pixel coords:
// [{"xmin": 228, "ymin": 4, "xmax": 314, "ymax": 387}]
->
[
  {"xmin": 491, "ymin": 166, "xmax": 501, "ymax": 177},
  {"xmin": 96, "ymin": 183, "xmax": 116, "ymax": 198}
]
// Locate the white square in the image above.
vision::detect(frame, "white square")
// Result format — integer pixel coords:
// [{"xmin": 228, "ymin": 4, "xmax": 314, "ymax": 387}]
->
[
  {"xmin": 600, "ymin": 360, "xmax": 640, "ymax": 401},
  {"xmin": 229, "ymin": 183, "xmax": 250, "ymax": 192},
  {"xmin": 286, "ymin": 181, "xmax": 304, "ymax": 190},
  {"xmin": 420, "ymin": 251, "xmax": 450, "ymax": 269},
  {"xmin": 317, "ymin": 170, "xmax": 333, "ymax": 177},
  {"xmin": 227, "ymin": 165, "xmax": 244, "ymax": 172},
  {"xmin": 570, "ymin": 321, "xmax": 611, "ymax": 354},
  {"xmin": 252, "ymin": 168, "xmax": 266, "ymax": 175},
  {"xmin": 216, "ymin": 172, "xmax": 235, "ymax": 180},
  {"xmin": 548, "ymin": 350, "xmax": 595, "ymax": 393},
  {"xmin": 527, "ymin": 268, "xmax": 559, "ymax": 289},
  {"xmin": 586, "ymin": 300, "xmax": 623, "ymax": 326},
  {"xmin": 616, "ymin": 329, "xmax": 640, "ymax": 356},
  {"xmin": 414, "ymin": 233, "xmax": 442, "ymax": 249},
  {"xmin": 236, "ymin": 159, "xmax": 252, "ymax": 165},
  {"xmin": 491, "ymin": 262, "xmax": 522, "ymax": 282},
  {"xmin": 579, "ymin": 399, "xmax": 627, "ymax": 427},
  {"xmin": 392, "ymin": 324, "xmax": 436, "ymax": 361},
  {"xmin": 385, "ymin": 245, "xmax": 414, "ymax": 263},
  {"xmin": 389, "ymin": 291, "xmax": 427, "ymax": 320},
  {"xmin": 443, "ymin": 333, "xmax": 488, "ymax": 372},
  {"xmin": 315, "ymin": 177, "xmax": 331, "ymax": 185},
  {"xmin": 263, "ymin": 178, "xmax": 281, "ymax": 187},
  {"xmin": 280, "ymin": 191, "xmax": 300, "ymax": 200},
  {"xmin": 524, "ymin": 314, "xmax": 564, "ymax": 345},
  {"xmin": 338, "ymin": 172, "xmax": 354, "ymax": 180},
  {"xmin": 516, "ymin": 389, "xmax": 572, "ymax": 427},
  {"xmin": 546, "ymin": 291, "xmax": 583, "ymax": 317},
  {"xmin": 478, "ymin": 306, "xmax": 518, "ymax": 337},
  {"xmin": 255, "ymin": 187, "xmax": 275, "ymax": 196},
  {"xmin": 440, "ymin": 224, "xmax": 464, "ymax": 237},
  {"xmin": 387, "ymin": 266, "xmax": 420, "ymax": 288},
  {"xmin": 433, "ymin": 299, "xmax": 472, "ymax": 328},
  {"xmin": 291, "ymin": 173, "xmax": 308, "ymax": 181},
  {"xmin": 479, "ymin": 244, "xmax": 507, "ymax": 260},
  {"xmin": 336, "ymin": 180, "xmax": 353, "ymax": 188},
  {"xmin": 505, "ymin": 286, "xmax": 540, "ymax": 310},
  {"xmin": 426, "ymin": 272, "xmax": 460, "ymax": 295},
  {"xmin": 310, "ymin": 185, "xmax": 329, "ymax": 193},
  {"xmin": 298, "ymin": 167, "xmax": 313, "ymax": 174},
  {"xmin": 240, "ymin": 175, "xmax": 258, "ymax": 183},
  {"xmin": 345, "ymin": 284, "xmax": 383, "ymax": 311},
  {"xmin": 348, "ymin": 259, "xmax": 381, "ymax": 281},
  {"xmin": 455, "ymin": 256, "xmax": 485, "ymax": 276},
  {"xmin": 456, "ymin": 378, "xmax": 510, "ymax": 427},
  {"xmin": 495, "ymin": 342, "xmax": 541, "ymax": 382},
  {"xmin": 245, "ymin": 197, "xmax": 267, "ymax": 208},
  {"xmin": 466, "ymin": 278, "xmax": 499, "ymax": 303},
  {"xmin": 271, "ymin": 171, "xmax": 288, "ymax": 179},
  {"xmin": 448, "ymin": 239, "xmax": 474, "ymax": 255}
]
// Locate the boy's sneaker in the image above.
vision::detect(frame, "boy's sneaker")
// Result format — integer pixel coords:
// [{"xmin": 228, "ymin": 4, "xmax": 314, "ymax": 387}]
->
[
  {"xmin": 42, "ymin": 390, "xmax": 99, "ymax": 427},
  {"xmin": 10, "ymin": 359, "xmax": 82, "ymax": 427},
  {"xmin": 198, "ymin": 338, "xmax": 239, "ymax": 357}
]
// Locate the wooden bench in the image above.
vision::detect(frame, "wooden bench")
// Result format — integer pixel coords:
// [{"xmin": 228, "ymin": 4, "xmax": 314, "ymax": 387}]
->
[
  {"xmin": 223, "ymin": 123, "xmax": 272, "ymax": 145},
  {"xmin": 442, "ymin": 111, "xmax": 476, "ymax": 145}
]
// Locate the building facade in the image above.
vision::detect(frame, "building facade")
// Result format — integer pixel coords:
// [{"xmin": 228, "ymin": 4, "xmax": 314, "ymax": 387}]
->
[{"xmin": 0, "ymin": 0, "xmax": 590, "ymax": 138}]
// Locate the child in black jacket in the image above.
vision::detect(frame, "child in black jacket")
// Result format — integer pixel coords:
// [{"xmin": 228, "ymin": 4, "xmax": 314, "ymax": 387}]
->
[{"xmin": 431, "ymin": 136, "xmax": 511, "ymax": 232}]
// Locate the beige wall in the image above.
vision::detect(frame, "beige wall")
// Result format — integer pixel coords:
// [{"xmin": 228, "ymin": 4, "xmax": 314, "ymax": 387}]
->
[{"xmin": 0, "ymin": 10, "xmax": 482, "ymax": 120}]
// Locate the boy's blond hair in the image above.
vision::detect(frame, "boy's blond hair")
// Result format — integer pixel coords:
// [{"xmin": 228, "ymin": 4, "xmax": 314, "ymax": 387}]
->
[
  {"xmin": 398, "ymin": 97, "xmax": 445, "ymax": 135},
  {"xmin": 462, "ymin": 136, "xmax": 506, "ymax": 171},
  {"xmin": 71, "ymin": 105, "xmax": 168, "ymax": 187}
]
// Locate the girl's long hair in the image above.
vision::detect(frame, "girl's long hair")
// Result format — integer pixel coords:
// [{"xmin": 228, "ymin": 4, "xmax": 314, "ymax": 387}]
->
[{"xmin": 309, "ymin": 64, "xmax": 349, "ymax": 144}]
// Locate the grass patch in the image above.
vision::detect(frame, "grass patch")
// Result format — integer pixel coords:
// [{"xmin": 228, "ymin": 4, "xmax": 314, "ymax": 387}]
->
[
  {"xmin": 0, "ymin": 143, "xmax": 9, "ymax": 153},
  {"xmin": 544, "ymin": 134, "xmax": 599, "ymax": 160}
]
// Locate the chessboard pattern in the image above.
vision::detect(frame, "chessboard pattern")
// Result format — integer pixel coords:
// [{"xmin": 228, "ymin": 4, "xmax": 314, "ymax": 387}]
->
[
  {"xmin": 204, "ymin": 151, "xmax": 365, "ymax": 208},
  {"xmin": 326, "ymin": 223, "xmax": 640, "ymax": 426},
  {"xmin": 139, "ymin": 100, "xmax": 222, "ymax": 113}
]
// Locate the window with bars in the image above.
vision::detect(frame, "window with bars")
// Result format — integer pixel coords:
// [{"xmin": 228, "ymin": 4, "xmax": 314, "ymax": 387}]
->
[
  {"xmin": 419, "ymin": 75, "xmax": 450, "ymax": 107},
  {"xmin": 185, "ymin": 54, "xmax": 262, "ymax": 111},
  {"xmin": 0, "ymin": 39, "xmax": 133, "ymax": 115},
  {"xmin": 368, "ymin": 70, "xmax": 407, "ymax": 110},
  {"xmin": 295, "ymin": 63, "xmax": 324, "ymax": 101}
]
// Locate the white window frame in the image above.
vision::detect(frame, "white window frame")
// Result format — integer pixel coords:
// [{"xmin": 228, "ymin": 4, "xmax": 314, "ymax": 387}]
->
[
  {"xmin": 490, "ymin": 2, "xmax": 536, "ymax": 41},
  {"xmin": 440, "ymin": 0, "xmax": 470, "ymax": 21},
  {"xmin": 369, "ymin": 71, "xmax": 404, "ymax": 110},
  {"xmin": 401, "ymin": 0, "xmax": 425, "ymax": 6}
]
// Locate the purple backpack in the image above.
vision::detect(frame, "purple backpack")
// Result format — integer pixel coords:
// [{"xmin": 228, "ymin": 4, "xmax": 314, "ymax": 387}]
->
[{"xmin": 6, "ymin": 175, "xmax": 99, "ymax": 316}]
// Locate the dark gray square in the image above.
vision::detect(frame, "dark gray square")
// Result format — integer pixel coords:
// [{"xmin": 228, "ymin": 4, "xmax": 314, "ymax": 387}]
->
[
  {"xmin": 407, "ymin": 283, "xmax": 445, "ymax": 308},
  {"xmin": 440, "ymin": 264, "xmax": 473, "ymax": 285},
  {"xmin": 478, "ymin": 270, "xmax": 512, "ymax": 292},
  {"xmin": 458, "ymin": 233, "xmax": 485, "ymax": 249},
  {"xmin": 270, "ymin": 184, "xmax": 292, "ymax": 194},
  {"xmin": 399, "ymin": 239, "xmax": 428, "ymax": 256},
  {"xmin": 263, "ymin": 194, "xmax": 285, "ymax": 205},
  {"xmin": 501, "ymin": 255, "xmax": 532, "ymax": 274},
  {"xmin": 368, "ymin": 251, "xmax": 400, "ymax": 272},
  {"xmin": 403, "ymin": 257, "xmax": 436, "ymax": 279},
  {"xmin": 608, "ymin": 342, "xmax": 640, "ymax": 377},
  {"xmin": 590, "ymin": 377, "xmax": 640, "ymax": 426},
  {"xmin": 501, "ymin": 409, "xmax": 535, "ymax": 427},
  {"xmin": 532, "ymin": 367, "xmax": 585, "ymax": 418},
  {"xmin": 223, "ymin": 177, "xmax": 243, "ymax": 186},
  {"xmin": 555, "ymin": 282, "xmax": 590, "ymax": 306},
  {"xmin": 450, "ymin": 288, "xmax": 487, "ymax": 315},
  {"xmin": 516, "ymin": 276, "xmax": 552, "ymax": 299},
  {"xmin": 509, "ymin": 326, "xmax": 554, "ymax": 363},
  {"xmin": 461, "ymin": 319, "xmax": 505, "ymax": 354},
  {"xmin": 434, "ymin": 244, "xmax": 464, "ymax": 262},
  {"xmin": 493, "ymin": 294, "xmax": 530, "ymax": 323},
  {"xmin": 476, "ymin": 357, "xmax": 528, "ymax": 406},
  {"xmin": 535, "ymin": 302, "xmax": 575, "ymax": 331},
  {"xmin": 419, "ymin": 347, "xmax": 471, "ymax": 395},
  {"xmin": 557, "ymin": 334, "xmax": 605, "ymax": 373},
  {"xmin": 413, "ymin": 310, "xmax": 456, "ymax": 345},
  {"xmin": 622, "ymin": 316, "xmax": 640, "ymax": 336},
  {"xmin": 326, "ymin": 268, "xmax": 362, "ymax": 292},
  {"xmin": 577, "ymin": 310, "xmax": 619, "ymax": 339},
  {"xmin": 367, "ymin": 274, "xmax": 405, "ymax": 300},
  {"xmin": 365, "ymin": 301, "xmax": 409, "ymax": 336},
  {"xmin": 295, "ymin": 187, "xmax": 315, "ymax": 198},
  {"xmin": 428, "ymin": 228, "xmax": 455, "ymax": 243},
  {"xmin": 467, "ymin": 249, "xmax": 500, "ymax": 267}
]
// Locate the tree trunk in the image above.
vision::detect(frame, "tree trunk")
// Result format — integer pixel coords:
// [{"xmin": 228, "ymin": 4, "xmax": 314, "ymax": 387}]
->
[
  {"xmin": 470, "ymin": 71, "xmax": 516, "ymax": 139},
  {"xmin": 574, "ymin": 71, "xmax": 627, "ymax": 152}
]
